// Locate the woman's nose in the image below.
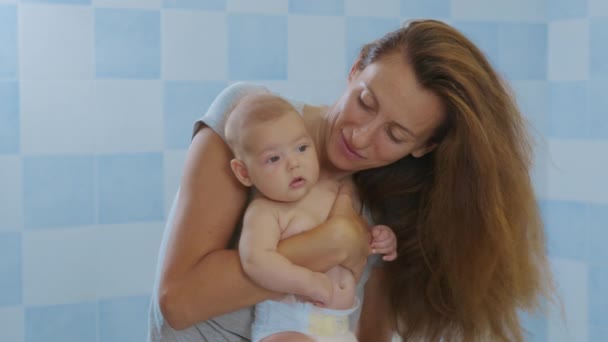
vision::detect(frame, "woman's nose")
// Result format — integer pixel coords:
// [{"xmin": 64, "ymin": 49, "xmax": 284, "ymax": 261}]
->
[{"xmin": 351, "ymin": 121, "xmax": 377, "ymax": 149}]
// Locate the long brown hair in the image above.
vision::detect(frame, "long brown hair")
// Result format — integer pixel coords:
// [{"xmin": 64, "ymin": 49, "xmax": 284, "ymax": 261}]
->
[{"xmin": 353, "ymin": 20, "xmax": 553, "ymax": 341}]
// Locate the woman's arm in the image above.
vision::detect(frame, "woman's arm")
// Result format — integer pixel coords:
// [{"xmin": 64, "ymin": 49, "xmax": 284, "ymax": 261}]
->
[
  {"xmin": 158, "ymin": 128, "xmax": 369, "ymax": 329},
  {"xmin": 357, "ymin": 267, "xmax": 394, "ymax": 342}
]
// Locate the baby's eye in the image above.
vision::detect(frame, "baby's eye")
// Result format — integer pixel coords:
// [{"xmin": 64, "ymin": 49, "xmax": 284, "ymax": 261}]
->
[
  {"xmin": 297, "ymin": 144, "xmax": 309, "ymax": 152},
  {"xmin": 266, "ymin": 156, "xmax": 280, "ymax": 164}
]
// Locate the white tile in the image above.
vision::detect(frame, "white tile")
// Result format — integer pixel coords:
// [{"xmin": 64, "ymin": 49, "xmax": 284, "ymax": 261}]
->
[
  {"xmin": 547, "ymin": 139, "xmax": 608, "ymax": 204},
  {"xmin": 0, "ymin": 0, "xmax": 17, "ymax": 3},
  {"xmin": 163, "ymin": 150, "xmax": 186, "ymax": 216},
  {"xmin": 256, "ymin": 80, "xmax": 345, "ymax": 107},
  {"xmin": 94, "ymin": 0, "xmax": 162, "ymax": 8},
  {"xmin": 227, "ymin": 0, "xmax": 287, "ymax": 14},
  {"xmin": 19, "ymin": 4, "xmax": 94, "ymax": 80},
  {"xmin": 162, "ymin": 10, "xmax": 227, "ymax": 81},
  {"xmin": 95, "ymin": 80, "xmax": 163, "ymax": 153},
  {"xmin": 452, "ymin": 0, "xmax": 546, "ymax": 22},
  {"xmin": 288, "ymin": 16, "xmax": 346, "ymax": 81},
  {"xmin": 345, "ymin": 0, "xmax": 399, "ymax": 17},
  {"xmin": 97, "ymin": 222, "xmax": 164, "ymax": 298},
  {"xmin": 23, "ymin": 227, "xmax": 99, "ymax": 305},
  {"xmin": 20, "ymin": 81, "xmax": 96, "ymax": 154},
  {"xmin": 589, "ymin": 0, "xmax": 608, "ymax": 17},
  {"xmin": 547, "ymin": 257, "xmax": 588, "ymax": 342},
  {"xmin": 0, "ymin": 156, "xmax": 23, "ymax": 230},
  {"xmin": 549, "ymin": 20, "xmax": 589, "ymax": 81},
  {"xmin": 0, "ymin": 306, "xmax": 24, "ymax": 342}
]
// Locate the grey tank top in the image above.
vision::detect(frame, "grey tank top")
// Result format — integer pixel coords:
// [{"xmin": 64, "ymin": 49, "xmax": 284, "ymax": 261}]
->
[{"xmin": 147, "ymin": 82, "xmax": 375, "ymax": 342}]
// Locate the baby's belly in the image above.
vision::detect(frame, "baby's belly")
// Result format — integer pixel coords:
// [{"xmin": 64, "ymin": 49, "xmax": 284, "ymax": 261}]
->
[{"xmin": 325, "ymin": 266, "xmax": 357, "ymax": 310}]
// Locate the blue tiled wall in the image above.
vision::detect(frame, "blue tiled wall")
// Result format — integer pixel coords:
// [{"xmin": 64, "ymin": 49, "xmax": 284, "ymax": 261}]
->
[{"xmin": 0, "ymin": 0, "xmax": 605, "ymax": 341}]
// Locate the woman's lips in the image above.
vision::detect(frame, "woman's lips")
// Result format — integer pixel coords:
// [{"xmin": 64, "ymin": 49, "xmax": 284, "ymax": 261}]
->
[{"xmin": 340, "ymin": 132, "xmax": 364, "ymax": 159}]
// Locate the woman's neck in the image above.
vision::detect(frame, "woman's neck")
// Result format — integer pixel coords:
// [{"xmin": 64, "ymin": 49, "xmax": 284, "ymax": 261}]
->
[{"xmin": 303, "ymin": 104, "xmax": 353, "ymax": 183}]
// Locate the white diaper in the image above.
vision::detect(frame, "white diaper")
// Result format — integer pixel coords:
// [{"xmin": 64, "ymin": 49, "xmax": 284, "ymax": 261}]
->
[{"xmin": 251, "ymin": 295, "xmax": 360, "ymax": 342}]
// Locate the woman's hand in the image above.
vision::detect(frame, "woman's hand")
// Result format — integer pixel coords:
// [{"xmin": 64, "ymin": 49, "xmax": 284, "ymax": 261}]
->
[{"xmin": 327, "ymin": 182, "xmax": 371, "ymax": 281}]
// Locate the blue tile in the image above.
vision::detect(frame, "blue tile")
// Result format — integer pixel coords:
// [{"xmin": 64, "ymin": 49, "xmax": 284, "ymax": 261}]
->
[
  {"xmin": 519, "ymin": 308, "xmax": 547, "ymax": 342},
  {"xmin": 400, "ymin": 0, "xmax": 450, "ymax": 18},
  {"xmin": 590, "ymin": 324, "xmax": 608, "ymax": 342},
  {"xmin": 95, "ymin": 9, "xmax": 160, "ymax": 79},
  {"xmin": 99, "ymin": 295, "xmax": 150, "ymax": 342},
  {"xmin": 0, "ymin": 232, "xmax": 21, "ymax": 306},
  {"xmin": 162, "ymin": 0, "xmax": 225, "ymax": 11},
  {"xmin": 452, "ymin": 21, "xmax": 499, "ymax": 66},
  {"xmin": 540, "ymin": 200, "xmax": 588, "ymax": 260},
  {"xmin": 0, "ymin": 82, "xmax": 19, "ymax": 154},
  {"xmin": 590, "ymin": 18, "xmax": 608, "ymax": 79},
  {"xmin": 25, "ymin": 302, "xmax": 96, "ymax": 342},
  {"xmin": 548, "ymin": 0, "xmax": 587, "ymax": 20},
  {"xmin": 23, "ymin": 156, "xmax": 95, "ymax": 229},
  {"xmin": 97, "ymin": 153, "xmax": 163, "ymax": 224},
  {"xmin": 289, "ymin": 0, "xmax": 344, "ymax": 16},
  {"xmin": 346, "ymin": 17, "xmax": 401, "ymax": 67},
  {"xmin": 0, "ymin": 5, "xmax": 17, "ymax": 79},
  {"xmin": 589, "ymin": 266, "xmax": 608, "ymax": 327},
  {"xmin": 164, "ymin": 81, "xmax": 226, "ymax": 149},
  {"xmin": 587, "ymin": 204, "xmax": 608, "ymax": 267},
  {"xmin": 498, "ymin": 23, "xmax": 547, "ymax": 80},
  {"xmin": 22, "ymin": 0, "xmax": 90, "ymax": 4},
  {"xmin": 589, "ymin": 81, "xmax": 608, "ymax": 139},
  {"xmin": 548, "ymin": 82, "xmax": 587, "ymax": 139},
  {"xmin": 228, "ymin": 14, "xmax": 287, "ymax": 80}
]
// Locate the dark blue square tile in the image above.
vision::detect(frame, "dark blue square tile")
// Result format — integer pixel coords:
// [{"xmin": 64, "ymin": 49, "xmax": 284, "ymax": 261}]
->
[
  {"xmin": 289, "ymin": 0, "xmax": 344, "ymax": 16},
  {"xmin": 228, "ymin": 14, "xmax": 287, "ymax": 80},
  {"xmin": 25, "ymin": 302, "xmax": 96, "ymax": 342},
  {"xmin": 0, "ymin": 232, "xmax": 21, "ymax": 306},
  {"xmin": 99, "ymin": 295, "xmax": 150, "ymax": 342},
  {"xmin": 0, "ymin": 5, "xmax": 18, "ymax": 79}
]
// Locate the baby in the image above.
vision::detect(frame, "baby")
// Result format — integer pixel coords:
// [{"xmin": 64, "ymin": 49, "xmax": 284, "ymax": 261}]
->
[{"xmin": 225, "ymin": 94, "xmax": 397, "ymax": 342}]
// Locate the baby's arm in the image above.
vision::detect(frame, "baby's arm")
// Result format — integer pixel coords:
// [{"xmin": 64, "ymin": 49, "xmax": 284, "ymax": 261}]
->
[
  {"xmin": 239, "ymin": 200, "xmax": 333, "ymax": 305},
  {"xmin": 370, "ymin": 224, "xmax": 398, "ymax": 261}
]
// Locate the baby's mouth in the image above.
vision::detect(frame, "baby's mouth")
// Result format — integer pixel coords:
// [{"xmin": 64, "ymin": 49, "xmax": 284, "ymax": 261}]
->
[{"xmin": 290, "ymin": 176, "xmax": 305, "ymax": 188}]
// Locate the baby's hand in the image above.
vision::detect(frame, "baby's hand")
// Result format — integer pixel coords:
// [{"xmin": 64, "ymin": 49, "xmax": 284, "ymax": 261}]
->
[
  {"xmin": 370, "ymin": 224, "xmax": 398, "ymax": 261},
  {"xmin": 308, "ymin": 273, "xmax": 334, "ymax": 307}
]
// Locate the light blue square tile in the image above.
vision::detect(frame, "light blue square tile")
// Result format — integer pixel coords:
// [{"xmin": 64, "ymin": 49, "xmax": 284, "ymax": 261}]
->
[
  {"xmin": 164, "ymin": 81, "xmax": 226, "ymax": 149},
  {"xmin": 589, "ymin": 266, "xmax": 608, "ymax": 327},
  {"xmin": 451, "ymin": 21, "xmax": 499, "ymax": 66},
  {"xmin": 97, "ymin": 153, "xmax": 163, "ymax": 224},
  {"xmin": 548, "ymin": 82, "xmax": 587, "ymax": 139},
  {"xmin": 587, "ymin": 204, "xmax": 608, "ymax": 268},
  {"xmin": 163, "ymin": 0, "xmax": 226, "ymax": 11},
  {"xmin": 25, "ymin": 302, "xmax": 96, "ymax": 342},
  {"xmin": 346, "ymin": 17, "xmax": 400, "ymax": 67},
  {"xmin": 511, "ymin": 81, "xmax": 548, "ymax": 137},
  {"xmin": 0, "ymin": 307, "xmax": 24, "ymax": 342},
  {"xmin": 548, "ymin": 0, "xmax": 587, "ymax": 20},
  {"xmin": 162, "ymin": 0, "xmax": 225, "ymax": 10},
  {"xmin": 289, "ymin": 0, "xmax": 344, "ymax": 16},
  {"xmin": 0, "ymin": 82, "xmax": 19, "ymax": 154},
  {"xmin": 452, "ymin": 0, "xmax": 546, "ymax": 22},
  {"xmin": 0, "ymin": 232, "xmax": 21, "ymax": 306},
  {"xmin": 23, "ymin": 156, "xmax": 95, "ymax": 229},
  {"xmin": 228, "ymin": 14, "xmax": 287, "ymax": 80},
  {"xmin": 498, "ymin": 23, "xmax": 547, "ymax": 81},
  {"xmin": 548, "ymin": 20, "xmax": 589, "ymax": 81},
  {"xmin": 0, "ymin": 5, "xmax": 17, "ymax": 79},
  {"xmin": 400, "ymin": 0, "xmax": 450, "ymax": 18},
  {"xmin": 99, "ymin": 295, "xmax": 150, "ymax": 342},
  {"xmin": 19, "ymin": 4, "xmax": 94, "ymax": 80},
  {"xmin": 95, "ymin": 8, "xmax": 160, "ymax": 79},
  {"xmin": 590, "ymin": 18, "xmax": 608, "ymax": 79},
  {"xmin": 0, "ymin": 156, "xmax": 23, "ymax": 230},
  {"xmin": 520, "ymin": 308, "xmax": 548, "ymax": 342},
  {"xmin": 22, "ymin": 0, "xmax": 90, "ymax": 4},
  {"xmin": 588, "ymin": 80, "xmax": 608, "ymax": 139},
  {"xmin": 541, "ymin": 200, "xmax": 588, "ymax": 260}
]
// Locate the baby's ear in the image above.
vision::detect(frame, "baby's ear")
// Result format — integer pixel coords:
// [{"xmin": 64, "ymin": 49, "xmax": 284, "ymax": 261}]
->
[{"xmin": 230, "ymin": 159, "xmax": 253, "ymax": 187}]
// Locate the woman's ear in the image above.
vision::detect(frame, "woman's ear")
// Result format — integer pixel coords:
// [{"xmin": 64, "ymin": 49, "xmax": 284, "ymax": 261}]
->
[
  {"xmin": 230, "ymin": 159, "xmax": 253, "ymax": 187},
  {"xmin": 411, "ymin": 143, "xmax": 438, "ymax": 158}
]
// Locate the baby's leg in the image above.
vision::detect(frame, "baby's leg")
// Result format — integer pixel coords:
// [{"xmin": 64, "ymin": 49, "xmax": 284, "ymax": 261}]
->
[{"xmin": 261, "ymin": 331, "xmax": 315, "ymax": 342}]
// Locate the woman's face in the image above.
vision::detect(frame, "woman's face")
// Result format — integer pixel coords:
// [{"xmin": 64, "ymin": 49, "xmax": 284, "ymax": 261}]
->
[{"xmin": 325, "ymin": 52, "xmax": 446, "ymax": 173}]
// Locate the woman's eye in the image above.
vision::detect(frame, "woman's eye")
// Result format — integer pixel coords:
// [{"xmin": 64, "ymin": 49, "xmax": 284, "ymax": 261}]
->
[
  {"xmin": 386, "ymin": 128, "xmax": 403, "ymax": 143},
  {"xmin": 297, "ymin": 145, "xmax": 308, "ymax": 152},
  {"xmin": 266, "ymin": 156, "xmax": 280, "ymax": 163}
]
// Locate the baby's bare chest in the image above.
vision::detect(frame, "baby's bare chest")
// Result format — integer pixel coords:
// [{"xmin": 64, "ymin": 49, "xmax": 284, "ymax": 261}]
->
[{"xmin": 280, "ymin": 184, "xmax": 337, "ymax": 239}]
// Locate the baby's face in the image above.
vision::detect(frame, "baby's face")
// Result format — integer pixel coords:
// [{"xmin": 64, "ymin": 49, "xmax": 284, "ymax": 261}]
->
[{"xmin": 243, "ymin": 113, "xmax": 320, "ymax": 202}]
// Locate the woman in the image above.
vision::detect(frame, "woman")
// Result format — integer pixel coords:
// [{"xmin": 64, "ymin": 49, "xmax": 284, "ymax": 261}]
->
[{"xmin": 149, "ymin": 20, "xmax": 552, "ymax": 342}]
